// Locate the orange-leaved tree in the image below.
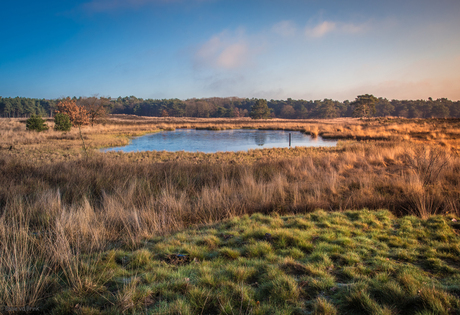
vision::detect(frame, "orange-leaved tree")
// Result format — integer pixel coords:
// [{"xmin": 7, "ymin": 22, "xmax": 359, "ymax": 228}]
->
[
  {"xmin": 55, "ymin": 97, "xmax": 89, "ymax": 126},
  {"xmin": 55, "ymin": 97, "xmax": 90, "ymax": 158}
]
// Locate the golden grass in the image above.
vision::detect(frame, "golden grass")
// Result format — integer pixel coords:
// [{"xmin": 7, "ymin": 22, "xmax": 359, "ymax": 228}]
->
[
  {"xmin": 2, "ymin": 116, "xmax": 460, "ymax": 164},
  {"xmin": 1, "ymin": 116, "xmax": 460, "ymax": 311}
]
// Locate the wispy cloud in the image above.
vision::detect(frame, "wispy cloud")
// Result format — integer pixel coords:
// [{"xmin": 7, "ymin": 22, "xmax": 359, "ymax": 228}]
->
[
  {"xmin": 195, "ymin": 29, "xmax": 259, "ymax": 70},
  {"xmin": 305, "ymin": 20, "xmax": 367, "ymax": 38},
  {"xmin": 305, "ymin": 21, "xmax": 336, "ymax": 38},
  {"xmin": 341, "ymin": 23, "xmax": 367, "ymax": 34},
  {"xmin": 192, "ymin": 28, "xmax": 268, "ymax": 95},
  {"xmin": 215, "ymin": 43, "xmax": 248, "ymax": 69},
  {"xmin": 272, "ymin": 20, "xmax": 297, "ymax": 37},
  {"xmin": 203, "ymin": 74, "xmax": 245, "ymax": 93}
]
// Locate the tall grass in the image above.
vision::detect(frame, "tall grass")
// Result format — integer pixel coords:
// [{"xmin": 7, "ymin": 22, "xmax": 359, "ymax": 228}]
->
[
  {"xmin": 0, "ymin": 202, "xmax": 52, "ymax": 309},
  {"xmin": 1, "ymin": 117, "xmax": 460, "ymax": 311},
  {"xmin": 1, "ymin": 142, "xmax": 458, "ymax": 249}
]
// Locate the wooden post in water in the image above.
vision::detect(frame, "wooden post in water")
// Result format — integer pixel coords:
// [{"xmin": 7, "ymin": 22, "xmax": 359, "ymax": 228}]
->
[{"xmin": 289, "ymin": 133, "xmax": 291, "ymax": 147}]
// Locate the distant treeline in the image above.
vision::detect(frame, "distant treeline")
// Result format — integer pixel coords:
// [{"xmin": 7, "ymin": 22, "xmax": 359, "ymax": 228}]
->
[
  {"xmin": 0, "ymin": 97, "xmax": 57, "ymax": 118},
  {"xmin": 1, "ymin": 95, "xmax": 459, "ymax": 119}
]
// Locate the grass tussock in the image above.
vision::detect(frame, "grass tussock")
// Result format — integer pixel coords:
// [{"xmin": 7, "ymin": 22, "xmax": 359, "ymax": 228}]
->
[{"xmin": 3, "ymin": 210, "xmax": 458, "ymax": 314}]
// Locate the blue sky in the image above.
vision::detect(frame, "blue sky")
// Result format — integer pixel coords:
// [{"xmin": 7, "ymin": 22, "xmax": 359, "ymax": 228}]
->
[{"xmin": 1, "ymin": 0, "xmax": 459, "ymax": 101}]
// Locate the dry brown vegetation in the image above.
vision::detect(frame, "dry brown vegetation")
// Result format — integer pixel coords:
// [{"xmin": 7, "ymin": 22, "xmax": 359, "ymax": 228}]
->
[
  {"xmin": 1, "ymin": 116, "xmax": 460, "ymax": 312},
  {"xmin": 2, "ymin": 115, "xmax": 460, "ymax": 163}
]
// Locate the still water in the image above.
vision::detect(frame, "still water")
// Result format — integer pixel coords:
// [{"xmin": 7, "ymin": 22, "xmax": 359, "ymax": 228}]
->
[{"xmin": 102, "ymin": 129, "xmax": 337, "ymax": 153}]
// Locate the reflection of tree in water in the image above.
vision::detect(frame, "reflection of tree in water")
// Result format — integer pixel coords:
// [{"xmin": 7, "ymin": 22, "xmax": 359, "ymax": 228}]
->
[{"xmin": 254, "ymin": 132, "xmax": 267, "ymax": 146}]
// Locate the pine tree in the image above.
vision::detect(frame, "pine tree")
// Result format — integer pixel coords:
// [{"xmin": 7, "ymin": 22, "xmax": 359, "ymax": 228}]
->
[
  {"xmin": 351, "ymin": 94, "xmax": 378, "ymax": 118},
  {"xmin": 54, "ymin": 113, "xmax": 72, "ymax": 131},
  {"xmin": 249, "ymin": 99, "xmax": 271, "ymax": 119},
  {"xmin": 26, "ymin": 115, "xmax": 49, "ymax": 132}
]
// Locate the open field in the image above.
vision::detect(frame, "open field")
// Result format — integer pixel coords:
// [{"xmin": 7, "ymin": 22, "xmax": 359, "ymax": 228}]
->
[{"xmin": 1, "ymin": 116, "xmax": 460, "ymax": 314}]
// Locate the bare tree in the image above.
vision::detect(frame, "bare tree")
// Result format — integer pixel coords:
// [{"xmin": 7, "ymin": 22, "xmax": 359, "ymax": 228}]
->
[{"xmin": 78, "ymin": 96, "xmax": 109, "ymax": 126}]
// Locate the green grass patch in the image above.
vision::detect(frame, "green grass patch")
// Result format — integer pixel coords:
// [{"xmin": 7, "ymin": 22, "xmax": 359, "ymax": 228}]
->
[{"xmin": 39, "ymin": 210, "xmax": 460, "ymax": 313}]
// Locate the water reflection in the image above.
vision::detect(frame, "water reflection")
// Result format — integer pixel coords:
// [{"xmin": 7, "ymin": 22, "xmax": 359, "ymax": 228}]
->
[
  {"xmin": 102, "ymin": 129, "xmax": 337, "ymax": 153},
  {"xmin": 254, "ymin": 132, "xmax": 267, "ymax": 146}
]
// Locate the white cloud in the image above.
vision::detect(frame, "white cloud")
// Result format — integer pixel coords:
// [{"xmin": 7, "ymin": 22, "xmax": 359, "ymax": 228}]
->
[
  {"xmin": 305, "ymin": 20, "xmax": 367, "ymax": 38},
  {"xmin": 192, "ymin": 29, "xmax": 269, "ymax": 95},
  {"xmin": 216, "ymin": 43, "xmax": 248, "ymax": 69},
  {"xmin": 305, "ymin": 21, "xmax": 336, "ymax": 38},
  {"xmin": 272, "ymin": 20, "xmax": 297, "ymax": 37},
  {"xmin": 194, "ymin": 29, "xmax": 255, "ymax": 70},
  {"xmin": 196, "ymin": 36, "xmax": 222, "ymax": 60}
]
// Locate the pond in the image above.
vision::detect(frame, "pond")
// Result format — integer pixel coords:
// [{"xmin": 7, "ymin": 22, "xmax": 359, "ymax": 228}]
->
[{"xmin": 102, "ymin": 129, "xmax": 337, "ymax": 153}]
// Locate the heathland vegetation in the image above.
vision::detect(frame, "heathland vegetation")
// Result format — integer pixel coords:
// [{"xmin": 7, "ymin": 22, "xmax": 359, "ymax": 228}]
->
[{"xmin": 1, "ymin": 114, "xmax": 460, "ymax": 314}]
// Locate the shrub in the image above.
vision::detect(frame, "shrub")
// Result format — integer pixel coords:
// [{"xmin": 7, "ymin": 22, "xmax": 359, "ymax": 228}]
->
[
  {"xmin": 54, "ymin": 113, "xmax": 72, "ymax": 131},
  {"xmin": 26, "ymin": 115, "xmax": 49, "ymax": 132}
]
